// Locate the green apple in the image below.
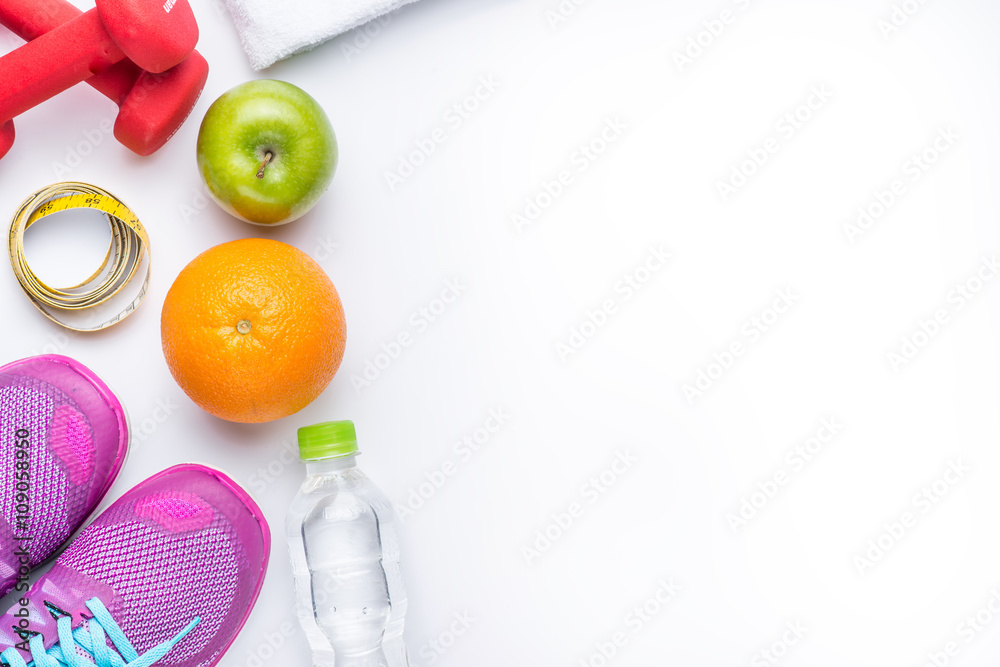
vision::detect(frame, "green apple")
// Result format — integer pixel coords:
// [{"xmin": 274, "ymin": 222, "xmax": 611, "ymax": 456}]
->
[{"xmin": 196, "ymin": 80, "xmax": 338, "ymax": 225}]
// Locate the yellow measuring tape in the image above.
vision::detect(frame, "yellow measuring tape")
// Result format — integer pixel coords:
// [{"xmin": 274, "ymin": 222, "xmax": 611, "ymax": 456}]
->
[{"xmin": 7, "ymin": 182, "xmax": 150, "ymax": 332}]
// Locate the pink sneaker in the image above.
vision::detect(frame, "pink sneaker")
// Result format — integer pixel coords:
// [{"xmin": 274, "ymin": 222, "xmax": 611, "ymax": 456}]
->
[
  {"xmin": 0, "ymin": 464, "xmax": 270, "ymax": 667},
  {"xmin": 0, "ymin": 355, "xmax": 129, "ymax": 595}
]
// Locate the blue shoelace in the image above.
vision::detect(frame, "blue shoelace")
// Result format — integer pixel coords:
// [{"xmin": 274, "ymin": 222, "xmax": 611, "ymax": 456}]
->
[{"xmin": 0, "ymin": 598, "xmax": 199, "ymax": 667}]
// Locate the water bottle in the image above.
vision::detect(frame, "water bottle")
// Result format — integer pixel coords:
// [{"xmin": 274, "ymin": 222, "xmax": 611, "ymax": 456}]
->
[{"xmin": 286, "ymin": 420, "xmax": 409, "ymax": 667}]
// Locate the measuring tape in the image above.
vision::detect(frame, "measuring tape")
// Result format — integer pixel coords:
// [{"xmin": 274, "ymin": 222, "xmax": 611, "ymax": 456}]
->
[{"xmin": 7, "ymin": 182, "xmax": 151, "ymax": 332}]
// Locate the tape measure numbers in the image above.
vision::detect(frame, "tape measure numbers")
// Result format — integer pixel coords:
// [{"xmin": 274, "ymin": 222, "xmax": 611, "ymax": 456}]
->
[{"xmin": 8, "ymin": 182, "xmax": 151, "ymax": 331}]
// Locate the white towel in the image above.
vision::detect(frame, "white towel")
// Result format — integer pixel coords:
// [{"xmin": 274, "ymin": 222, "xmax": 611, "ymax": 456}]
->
[{"xmin": 224, "ymin": 0, "xmax": 420, "ymax": 70}]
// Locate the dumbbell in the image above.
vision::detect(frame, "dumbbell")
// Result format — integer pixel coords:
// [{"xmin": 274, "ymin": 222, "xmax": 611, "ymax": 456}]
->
[
  {"xmin": 0, "ymin": 119, "xmax": 12, "ymax": 158},
  {"xmin": 0, "ymin": 0, "xmax": 200, "ymax": 160},
  {"xmin": 0, "ymin": 0, "xmax": 209, "ymax": 157}
]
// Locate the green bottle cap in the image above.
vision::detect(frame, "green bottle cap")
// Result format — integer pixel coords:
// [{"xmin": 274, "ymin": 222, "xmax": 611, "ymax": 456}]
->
[{"xmin": 297, "ymin": 420, "xmax": 359, "ymax": 461}]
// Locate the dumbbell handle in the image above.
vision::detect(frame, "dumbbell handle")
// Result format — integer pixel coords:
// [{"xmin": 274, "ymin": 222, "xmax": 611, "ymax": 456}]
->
[
  {"xmin": 0, "ymin": 10, "xmax": 125, "ymax": 122},
  {"xmin": 0, "ymin": 0, "xmax": 140, "ymax": 108}
]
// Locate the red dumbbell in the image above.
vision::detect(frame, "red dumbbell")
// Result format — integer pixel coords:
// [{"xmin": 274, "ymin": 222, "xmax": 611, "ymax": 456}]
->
[
  {"xmin": 0, "ymin": 0, "xmax": 200, "ymax": 160},
  {"xmin": 0, "ymin": 0, "xmax": 209, "ymax": 157}
]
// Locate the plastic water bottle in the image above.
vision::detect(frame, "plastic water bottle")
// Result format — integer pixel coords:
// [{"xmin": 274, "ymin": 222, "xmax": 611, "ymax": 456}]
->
[{"xmin": 286, "ymin": 420, "xmax": 409, "ymax": 667}]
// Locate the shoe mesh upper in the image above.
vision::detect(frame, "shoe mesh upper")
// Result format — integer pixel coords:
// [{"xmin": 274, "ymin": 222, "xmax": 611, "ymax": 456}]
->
[
  {"xmin": 0, "ymin": 375, "xmax": 93, "ymax": 569},
  {"xmin": 58, "ymin": 490, "xmax": 249, "ymax": 666}
]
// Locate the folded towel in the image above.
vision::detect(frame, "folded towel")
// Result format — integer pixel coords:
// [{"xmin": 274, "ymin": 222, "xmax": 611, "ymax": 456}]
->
[{"xmin": 224, "ymin": 0, "xmax": 420, "ymax": 70}]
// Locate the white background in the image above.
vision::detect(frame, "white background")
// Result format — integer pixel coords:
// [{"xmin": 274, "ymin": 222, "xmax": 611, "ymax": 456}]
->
[{"xmin": 1, "ymin": 0, "xmax": 1000, "ymax": 665}]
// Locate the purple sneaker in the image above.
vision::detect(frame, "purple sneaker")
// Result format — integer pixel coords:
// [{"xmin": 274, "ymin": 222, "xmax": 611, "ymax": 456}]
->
[
  {"xmin": 0, "ymin": 354, "xmax": 129, "ymax": 595},
  {"xmin": 0, "ymin": 464, "xmax": 270, "ymax": 667}
]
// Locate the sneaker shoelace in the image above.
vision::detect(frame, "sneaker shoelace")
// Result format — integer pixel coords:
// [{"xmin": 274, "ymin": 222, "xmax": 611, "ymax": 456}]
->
[{"xmin": 0, "ymin": 598, "xmax": 199, "ymax": 667}]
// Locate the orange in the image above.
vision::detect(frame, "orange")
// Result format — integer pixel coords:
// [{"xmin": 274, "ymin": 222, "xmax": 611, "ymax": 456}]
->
[{"xmin": 161, "ymin": 238, "xmax": 346, "ymax": 423}]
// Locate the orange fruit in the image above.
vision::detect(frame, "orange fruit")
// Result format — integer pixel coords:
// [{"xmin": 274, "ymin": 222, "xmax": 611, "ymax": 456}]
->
[{"xmin": 161, "ymin": 238, "xmax": 346, "ymax": 423}]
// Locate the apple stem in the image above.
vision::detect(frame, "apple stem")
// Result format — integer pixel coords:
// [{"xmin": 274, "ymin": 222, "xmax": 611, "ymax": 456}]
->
[{"xmin": 256, "ymin": 151, "xmax": 273, "ymax": 179}]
